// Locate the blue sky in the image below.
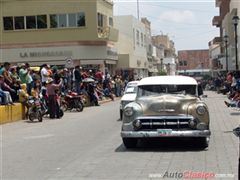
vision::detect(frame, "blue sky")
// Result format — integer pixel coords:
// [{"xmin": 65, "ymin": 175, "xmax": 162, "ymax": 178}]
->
[{"xmin": 113, "ymin": 0, "xmax": 219, "ymax": 51}]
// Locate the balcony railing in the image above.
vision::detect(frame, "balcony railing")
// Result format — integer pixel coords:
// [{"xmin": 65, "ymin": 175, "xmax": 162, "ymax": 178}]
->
[{"xmin": 97, "ymin": 26, "xmax": 119, "ymax": 42}]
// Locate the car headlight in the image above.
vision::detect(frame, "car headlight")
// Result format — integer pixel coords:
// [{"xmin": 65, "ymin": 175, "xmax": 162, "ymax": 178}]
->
[
  {"xmin": 124, "ymin": 107, "xmax": 134, "ymax": 116},
  {"xmin": 196, "ymin": 106, "xmax": 206, "ymax": 115}
]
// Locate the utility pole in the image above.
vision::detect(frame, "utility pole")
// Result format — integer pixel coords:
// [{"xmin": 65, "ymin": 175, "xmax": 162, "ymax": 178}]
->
[{"xmin": 137, "ymin": 0, "xmax": 139, "ymax": 20}]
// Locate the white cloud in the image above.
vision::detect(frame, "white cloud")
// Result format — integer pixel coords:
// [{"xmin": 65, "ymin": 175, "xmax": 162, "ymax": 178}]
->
[{"xmin": 158, "ymin": 10, "xmax": 196, "ymax": 23}]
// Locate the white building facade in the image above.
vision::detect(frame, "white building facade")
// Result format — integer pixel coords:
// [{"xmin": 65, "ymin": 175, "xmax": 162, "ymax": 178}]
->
[{"xmin": 114, "ymin": 15, "xmax": 148, "ymax": 79}]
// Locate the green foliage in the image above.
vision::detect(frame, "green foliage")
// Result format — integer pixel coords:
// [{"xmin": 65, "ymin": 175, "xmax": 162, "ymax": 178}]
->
[
  {"xmin": 202, "ymin": 74, "xmax": 211, "ymax": 80},
  {"xmin": 158, "ymin": 71, "xmax": 167, "ymax": 76}
]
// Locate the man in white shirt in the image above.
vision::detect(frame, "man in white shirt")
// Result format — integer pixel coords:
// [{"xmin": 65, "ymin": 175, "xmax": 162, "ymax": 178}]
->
[{"xmin": 41, "ymin": 64, "xmax": 49, "ymax": 85}]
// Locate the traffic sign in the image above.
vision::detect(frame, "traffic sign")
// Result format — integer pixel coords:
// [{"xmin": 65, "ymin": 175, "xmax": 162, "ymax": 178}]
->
[{"xmin": 65, "ymin": 58, "xmax": 74, "ymax": 68}]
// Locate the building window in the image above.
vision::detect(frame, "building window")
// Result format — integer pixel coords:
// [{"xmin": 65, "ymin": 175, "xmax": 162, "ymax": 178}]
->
[
  {"xmin": 14, "ymin": 16, "xmax": 25, "ymax": 30},
  {"xmin": 50, "ymin": 15, "xmax": 58, "ymax": 28},
  {"xmin": 3, "ymin": 17, "xmax": 13, "ymax": 30},
  {"xmin": 136, "ymin": 30, "xmax": 140, "ymax": 46},
  {"xmin": 109, "ymin": 17, "xmax": 113, "ymax": 26},
  {"xmin": 68, "ymin": 13, "xmax": 76, "ymax": 27},
  {"xmin": 144, "ymin": 35, "xmax": 146, "ymax": 47},
  {"xmin": 141, "ymin": 33, "xmax": 144, "ymax": 47},
  {"xmin": 179, "ymin": 61, "xmax": 183, "ymax": 66},
  {"xmin": 26, "ymin": 16, "xmax": 36, "ymax": 29},
  {"xmin": 133, "ymin": 28, "xmax": 135, "ymax": 49},
  {"xmin": 4, "ymin": 15, "xmax": 47, "ymax": 31},
  {"xmin": 148, "ymin": 45, "xmax": 152, "ymax": 53},
  {"xmin": 50, "ymin": 13, "xmax": 85, "ymax": 28},
  {"xmin": 37, "ymin": 15, "xmax": 47, "ymax": 29},
  {"xmin": 184, "ymin": 61, "xmax": 187, "ymax": 66},
  {"xmin": 77, "ymin": 12, "xmax": 85, "ymax": 27},
  {"xmin": 59, "ymin": 14, "xmax": 67, "ymax": 27},
  {"xmin": 98, "ymin": 13, "xmax": 103, "ymax": 27}
]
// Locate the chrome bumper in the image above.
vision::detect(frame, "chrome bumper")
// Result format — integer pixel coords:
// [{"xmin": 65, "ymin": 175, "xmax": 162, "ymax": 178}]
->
[{"xmin": 121, "ymin": 130, "xmax": 211, "ymax": 138}]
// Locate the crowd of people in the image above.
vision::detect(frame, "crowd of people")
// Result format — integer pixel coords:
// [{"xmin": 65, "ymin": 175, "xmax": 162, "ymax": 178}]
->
[
  {"xmin": 204, "ymin": 71, "xmax": 240, "ymax": 109},
  {"xmin": 0, "ymin": 62, "xmax": 129, "ymax": 119}
]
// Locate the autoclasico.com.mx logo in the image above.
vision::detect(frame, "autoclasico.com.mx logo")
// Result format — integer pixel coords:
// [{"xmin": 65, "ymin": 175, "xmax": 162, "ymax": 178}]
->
[{"xmin": 149, "ymin": 171, "xmax": 235, "ymax": 179}]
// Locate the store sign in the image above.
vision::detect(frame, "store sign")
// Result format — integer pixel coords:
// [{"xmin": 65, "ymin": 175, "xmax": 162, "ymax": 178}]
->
[{"xmin": 19, "ymin": 51, "xmax": 73, "ymax": 58}]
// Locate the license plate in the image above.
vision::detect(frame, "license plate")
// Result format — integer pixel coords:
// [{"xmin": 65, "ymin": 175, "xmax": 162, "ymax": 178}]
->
[{"xmin": 157, "ymin": 129, "xmax": 172, "ymax": 136}]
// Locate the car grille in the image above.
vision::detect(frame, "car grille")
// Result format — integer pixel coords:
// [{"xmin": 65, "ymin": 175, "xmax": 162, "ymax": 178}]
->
[{"xmin": 135, "ymin": 116, "xmax": 193, "ymax": 131}]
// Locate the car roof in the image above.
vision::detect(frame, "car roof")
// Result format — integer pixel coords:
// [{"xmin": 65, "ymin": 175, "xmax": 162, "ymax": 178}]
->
[
  {"xmin": 138, "ymin": 76, "xmax": 198, "ymax": 86},
  {"xmin": 127, "ymin": 81, "xmax": 139, "ymax": 86}
]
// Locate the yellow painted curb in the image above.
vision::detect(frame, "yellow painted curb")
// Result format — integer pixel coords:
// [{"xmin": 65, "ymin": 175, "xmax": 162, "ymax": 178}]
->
[{"xmin": 0, "ymin": 103, "xmax": 25, "ymax": 125}]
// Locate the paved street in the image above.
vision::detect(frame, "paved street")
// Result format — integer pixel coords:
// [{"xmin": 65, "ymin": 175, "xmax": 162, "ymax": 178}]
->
[{"xmin": 0, "ymin": 91, "xmax": 239, "ymax": 180}]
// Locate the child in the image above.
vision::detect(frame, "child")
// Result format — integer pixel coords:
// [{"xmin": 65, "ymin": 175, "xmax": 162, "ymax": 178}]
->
[
  {"xmin": 19, "ymin": 84, "xmax": 29, "ymax": 104},
  {"xmin": 31, "ymin": 84, "xmax": 40, "ymax": 99}
]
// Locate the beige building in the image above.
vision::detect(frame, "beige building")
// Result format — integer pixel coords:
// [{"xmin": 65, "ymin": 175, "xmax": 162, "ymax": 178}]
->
[
  {"xmin": 152, "ymin": 35, "xmax": 176, "ymax": 75},
  {"xmin": 0, "ymin": 0, "xmax": 118, "ymax": 73},
  {"xmin": 208, "ymin": 39, "xmax": 221, "ymax": 77},
  {"xmin": 141, "ymin": 18, "xmax": 158, "ymax": 76},
  {"xmin": 212, "ymin": 0, "xmax": 240, "ymax": 71},
  {"xmin": 114, "ymin": 15, "xmax": 148, "ymax": 79}
]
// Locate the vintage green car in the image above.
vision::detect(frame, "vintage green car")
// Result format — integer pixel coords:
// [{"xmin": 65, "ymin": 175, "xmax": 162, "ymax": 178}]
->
[{"xmin": 121, "ymin": 76, "xmax": 211, "ymax": 148}]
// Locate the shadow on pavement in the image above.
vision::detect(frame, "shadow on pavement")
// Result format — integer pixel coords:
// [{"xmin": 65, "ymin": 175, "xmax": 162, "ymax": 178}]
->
[
  {"xmin": 230, "ymin": 112, "xmax": 240, "ymax": 116},
  {"xmin": 24, "ymin": 120, "xmax": 41, "ymax": 123},
  {"xmin": 115, "ymin": 138, "xmax": 207, "ymax": 153}
]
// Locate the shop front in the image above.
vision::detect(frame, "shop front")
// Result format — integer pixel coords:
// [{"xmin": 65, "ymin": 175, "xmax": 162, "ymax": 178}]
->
[{"xmin": 0, "ymin": 43, "xmax": 118, "ymax": 74}]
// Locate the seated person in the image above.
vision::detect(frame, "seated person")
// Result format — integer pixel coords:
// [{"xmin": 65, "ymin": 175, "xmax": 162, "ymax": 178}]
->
[
  {"xmin": 87, "ymin": 83, "xmax": 100, "ymax": 106},
  {"xmin": 224, "ymin": 89, "xmax": 240, "ymax": 107},
  {"xmin": 0, "ymin": 75, "xmax": 15, "ymax": 105},
  {"xmin": 103, "ymin": 87, "xmax": 114, "ymax": 101},
  {"xmin": 0, "ymin": 87, "xmax": 13, "ymax": 105}
]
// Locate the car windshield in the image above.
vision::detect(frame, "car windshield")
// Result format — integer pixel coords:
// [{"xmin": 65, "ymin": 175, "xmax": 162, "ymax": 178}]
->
[
  {"xmin": 137, "ymin": 85, "xmax": 197, "ymax": 97},
  {"xmin": 125, "ymin": 85, "xmax": 138, "ymax": 94}
]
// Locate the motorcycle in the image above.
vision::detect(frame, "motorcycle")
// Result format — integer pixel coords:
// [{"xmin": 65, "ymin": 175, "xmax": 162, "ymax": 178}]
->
[
  {"xmin": 27, "ymin": 97, "xmax": 43, "ymax": 122},
  {"xmin": 40, "ymin": 94, "xmax": 64, "ymax": 118},
  {"xmin": 61, "ymin": 91, "xmax": 84, "ymax": 112}
]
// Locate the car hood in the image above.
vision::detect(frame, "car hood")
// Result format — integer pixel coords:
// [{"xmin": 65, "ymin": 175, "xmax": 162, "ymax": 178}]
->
[
  {"xmin": 121, "ymin": 93, "xmax": 137, "ymax": 101},
  {"xmin": 136, "ymin": 94, "xmax": 199, "ymax": 116}
]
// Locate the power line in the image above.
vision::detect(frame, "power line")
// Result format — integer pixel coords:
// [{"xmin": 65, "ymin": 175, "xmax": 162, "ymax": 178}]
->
[
  {"xmin": 115, "ymin": 3, "xmax": 211, "ymax": 26},
  {"xmin": 141, "ymin": 3, "xmax": 216, "ymax": 13}
]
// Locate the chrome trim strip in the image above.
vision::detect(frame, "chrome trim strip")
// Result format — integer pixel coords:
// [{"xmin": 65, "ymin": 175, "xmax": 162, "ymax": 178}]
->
[
  {"xmin": 136, "ymin": 115, "xmax": 194, "ymax": 120},
  {"xmin": 121, "ymin": 130, "xmax": 211, "ymax": 138}
]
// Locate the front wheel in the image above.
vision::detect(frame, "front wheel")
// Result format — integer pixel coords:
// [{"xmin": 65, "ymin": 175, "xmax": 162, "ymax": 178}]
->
[
  {"xmin": 59, "ymin": 109, "xmax": 64, "ymax": 118},
  {"xmin": 75, "ymin": 100, "xmax": 84, "ymax": 112},
  {"xmin": 37, "ymin": 111, "xmax": 43, "ymax": 122},
  {"xmin": 61, "ymin": 102, "xmax": 68, "ymax": 112},
  {"xmin": 122, "ymin": 138, "xmax": 138, "ymax": 148},
  {"xmin": 28, "ymin": 112, "xmax": 35, "ymax": 121}
]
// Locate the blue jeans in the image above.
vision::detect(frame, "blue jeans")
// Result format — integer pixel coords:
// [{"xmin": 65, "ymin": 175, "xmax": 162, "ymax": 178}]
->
[
  {"xmin": 75, "ymin": 81, "xmax": 81, "ymax": 95},
  {"xmin": 27, "ymin": 81, "xmax": 34, "ymax": 95}
]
